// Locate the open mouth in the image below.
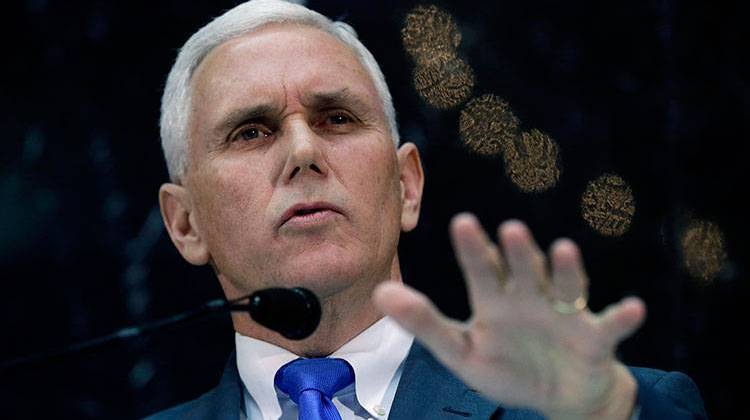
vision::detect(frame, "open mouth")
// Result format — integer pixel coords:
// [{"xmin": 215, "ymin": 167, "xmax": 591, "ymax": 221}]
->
[
  {"xmin": 294, "ymin": 208, "xmax": 327, "ymax": 217},
  {"xmin": 279, "ymin": 202, "xmax": 343, "ymax": 228},
  {"xmin": 284, "ymin": 208, "xmax": 337, "ymax": 228}
]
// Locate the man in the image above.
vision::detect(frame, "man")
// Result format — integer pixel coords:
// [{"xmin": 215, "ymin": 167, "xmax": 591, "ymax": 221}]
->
[{"xmin": 148, "ymin": 0, "xmax": 706, "ymax": 418}]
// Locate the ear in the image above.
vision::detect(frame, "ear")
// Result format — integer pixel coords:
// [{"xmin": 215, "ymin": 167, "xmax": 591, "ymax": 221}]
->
[
  {"xmin": 159, "ymin": 183, "xmax": 210, "ymax": 265},
  {"xmin": 396, "ymin": 142, "xmax": 425, "ymax": 232}
]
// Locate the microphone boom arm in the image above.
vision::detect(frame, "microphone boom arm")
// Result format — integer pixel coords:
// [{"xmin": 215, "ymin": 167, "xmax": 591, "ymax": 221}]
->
[{"xmin": 1, "ymin": 287, "xmax": 321, "ymax": 372}]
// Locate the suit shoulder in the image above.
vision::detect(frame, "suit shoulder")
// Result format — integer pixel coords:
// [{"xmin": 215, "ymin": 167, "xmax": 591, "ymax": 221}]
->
[
  {"xmin": 629, "ymin": 366, "xmax": 701, "ymax": 394},
  {"xmin": 144, "ymin": 352, "xmax": 242, "ymax": 420},
  {"xmin": 628, "ymin": 366, "xmax": 707, "ymax": 419},
  {"xmin": 628, "ymin": 366, "xmax": 670, "ymax": 387}
]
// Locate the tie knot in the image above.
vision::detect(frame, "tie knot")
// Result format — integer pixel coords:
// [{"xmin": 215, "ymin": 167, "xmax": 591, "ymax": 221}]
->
[{"xmin": 274, "ymin": 358, "xmax": 355, "ymax": 403}]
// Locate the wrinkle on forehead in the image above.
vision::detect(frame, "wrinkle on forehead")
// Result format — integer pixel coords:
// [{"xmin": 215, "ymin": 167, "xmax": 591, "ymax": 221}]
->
[{"xmin": 188, "ymin": 23, "xmax": 385, "ymax": 149}]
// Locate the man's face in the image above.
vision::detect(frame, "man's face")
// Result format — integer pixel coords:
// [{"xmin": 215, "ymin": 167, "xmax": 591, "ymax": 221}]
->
[{"xmin": 180, "ymin": 24, "xmax": 409, "ymax": 300}]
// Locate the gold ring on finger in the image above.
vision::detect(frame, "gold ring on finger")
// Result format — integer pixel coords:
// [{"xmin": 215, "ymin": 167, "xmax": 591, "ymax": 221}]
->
[{"xmin": 550, "ymin": 295, "xmax": 588, "ymax": 315}]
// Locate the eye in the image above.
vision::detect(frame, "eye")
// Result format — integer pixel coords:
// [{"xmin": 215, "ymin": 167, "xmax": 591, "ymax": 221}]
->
[
  {"xmin": 231, "ymin": 124, "xmax": 271, "ymax": 142},
  {"xmin": 318, "ymin": 112, "xmax": 358, "ymax": 133},
  {"xmin": 327, "ymin": 114, "xmax": 353, "ymax": 125}
]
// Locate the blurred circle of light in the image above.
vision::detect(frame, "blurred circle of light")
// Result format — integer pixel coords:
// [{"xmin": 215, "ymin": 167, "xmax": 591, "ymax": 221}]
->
[
  {"xmin": 580, "ymin": 174, "xmax": 636, "ymax": 236},
  {"xmin": 413, "ymin": 52, "xmax": 475, "ymax": 109},
  {"xmin": 401, "ymin": 4, "xmax": 462, "ymax": 65},
  {"xmin": 680, "ymin": 219, "xmax": 727, "ymax": 282},
  {"xmin": 459, "ymin": 94, "xmax": 521, "ymax": 156},
  {"xmin": 502, "ymin": 129, "xmax": 560, "ymax": 192}
]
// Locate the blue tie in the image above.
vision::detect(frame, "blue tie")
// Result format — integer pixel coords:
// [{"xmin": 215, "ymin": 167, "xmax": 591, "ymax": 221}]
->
[{"xmin": 274, "ymin": 358, "xmax": 355, "ymax": 420}]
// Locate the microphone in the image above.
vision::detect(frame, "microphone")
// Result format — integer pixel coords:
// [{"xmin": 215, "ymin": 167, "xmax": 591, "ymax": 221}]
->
[
  {"xmin": 241, "ymin": 287, "xmax": 321, "ymax": 340},
  {"xmin": 0, "ymin": 287, "xmax": 321, "ymax": 372}
]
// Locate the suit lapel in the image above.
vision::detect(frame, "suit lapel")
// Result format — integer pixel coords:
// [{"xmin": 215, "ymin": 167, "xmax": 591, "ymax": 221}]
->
[
  {"xmin": 203, "ymin": 351, "xmax": 244, "ymax": 420},
  {"xmin": 389, "ymin": 342, "xmax": 500, "ymax": 419}
]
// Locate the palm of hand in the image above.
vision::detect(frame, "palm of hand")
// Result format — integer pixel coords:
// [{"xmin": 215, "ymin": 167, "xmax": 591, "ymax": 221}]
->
[
  {"xmin": 374, "ymin": 213, "xmax": 645, "ymax": 418},
  {"xmin": 460, "ymin": 296, "xmax": 621, "ymax": 413}
]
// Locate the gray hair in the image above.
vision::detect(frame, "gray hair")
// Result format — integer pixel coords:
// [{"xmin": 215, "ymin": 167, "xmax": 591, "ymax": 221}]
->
[{"xmin": 160, "ymin": 0, "xmax": 400, "ymax": 182}]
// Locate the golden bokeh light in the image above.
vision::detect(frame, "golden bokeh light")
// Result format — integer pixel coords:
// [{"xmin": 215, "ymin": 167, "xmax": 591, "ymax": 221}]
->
[
  {"xmin": 502, "ymin": 129, "xmax": 560, "ymax": 192},
  {"xmin": 459, "ymin": 94, "xmax": 521, "ymax": 156},
  {"xmin": 680, "ymin": 219, "xmax": 727, "ymax": 282},
  {"xmin": 580, "ymin": 174, "xmax": 636, "ymax": 236},
  {"xmin": 401, "ymin": 5, "xmax": 462, "ymax": 65},
  {"xmin": 413, "ymin": 53, "xmax": 475, "ymax": 109}
]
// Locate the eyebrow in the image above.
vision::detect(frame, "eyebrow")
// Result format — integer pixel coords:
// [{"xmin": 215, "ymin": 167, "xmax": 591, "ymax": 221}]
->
[
  {"xmin": 301, "ymin": 88, "xmax": 375, "ymax": 118},
  {"xmin": 212, "ymin": 103, "xmax": 281, "ymax": 138},
  {"xmin": 211, "ymin": 88, "xmax": 377, "ymax": 138}
]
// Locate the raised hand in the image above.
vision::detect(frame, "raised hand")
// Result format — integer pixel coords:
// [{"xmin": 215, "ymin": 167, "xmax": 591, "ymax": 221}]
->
[{"xmin": 373, "ymin": 213, "xmax": 646, "ymax": 419}]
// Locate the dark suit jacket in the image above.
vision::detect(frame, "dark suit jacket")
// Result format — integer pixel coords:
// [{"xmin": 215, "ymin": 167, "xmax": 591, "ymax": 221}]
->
[{"xmin": 145, "ymin": 342, "xmax": 707, "ymax": 419}]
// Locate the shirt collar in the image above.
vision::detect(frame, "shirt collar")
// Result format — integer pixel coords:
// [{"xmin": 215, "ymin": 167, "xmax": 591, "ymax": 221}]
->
[{"xmin": 235, "ymin": 316, "xmax": 414, "ymax": 419}]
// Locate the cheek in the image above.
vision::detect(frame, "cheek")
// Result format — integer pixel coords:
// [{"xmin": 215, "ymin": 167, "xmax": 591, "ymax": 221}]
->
[
  {"xmin": 192, "ymin": 164, "xmax": 265, "ymax": 244},
  {"xmin": 338, "ymin": 142, "xmax": 402, "ymax": 232},
  {"xmin": 338, "ymin": 142, "xmax": 396, "ymax": 201}
]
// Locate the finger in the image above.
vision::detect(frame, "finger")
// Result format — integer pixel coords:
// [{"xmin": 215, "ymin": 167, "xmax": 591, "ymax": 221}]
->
[
  {"xmin": 373, "ymin": 281, "xmax": 469, "ymax": 365},
  {"xmin": 449, "ymin": 213, "xmax": 507, "ymax": 310},
  {"xmin": 597, "ymin": 297, "xmax": 647, "ymax": 347},
  {"xmin": 498, "ymin": 220, "xmax": 549, "ymax": 296},
  {"xmin": 549, "ymin": 238, "xmax": 589, "ymax": 304}
]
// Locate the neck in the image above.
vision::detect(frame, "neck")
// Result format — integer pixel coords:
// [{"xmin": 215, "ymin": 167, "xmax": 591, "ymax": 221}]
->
[{"xmin": 228, "ymin": 256, "xmax": 404, "ymax": 357}]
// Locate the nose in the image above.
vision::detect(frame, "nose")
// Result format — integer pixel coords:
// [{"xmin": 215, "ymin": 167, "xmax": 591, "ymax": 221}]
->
[{"xmin": 281, "ymin": 119, "xmax": 328, "ymax": 183}]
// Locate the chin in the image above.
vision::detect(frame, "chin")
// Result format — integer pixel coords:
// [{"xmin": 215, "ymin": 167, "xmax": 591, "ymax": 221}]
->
[{"xmin": 278, "ymin": 248, "xmax": 371, "ymax": 298}]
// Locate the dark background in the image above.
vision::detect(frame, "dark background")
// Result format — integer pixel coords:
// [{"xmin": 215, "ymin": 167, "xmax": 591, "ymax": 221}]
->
[{"xmin": 1, "ymin": 0, "xmax": 747, "ymax": 418}]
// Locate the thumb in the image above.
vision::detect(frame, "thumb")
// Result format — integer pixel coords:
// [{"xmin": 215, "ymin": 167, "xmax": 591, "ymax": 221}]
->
[{"xmin": 373, "ymin": 281, "xmax": 469, "ymax": 366}]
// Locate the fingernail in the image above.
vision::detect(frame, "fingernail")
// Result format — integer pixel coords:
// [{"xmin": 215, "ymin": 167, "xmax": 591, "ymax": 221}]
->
[
  {"xmin": 452, "ymin": 212, "xmax": 478, "ymax": 227},
  {"xmin": 501, "ymin": 219, "xmax": 527, "ymax": 232}
]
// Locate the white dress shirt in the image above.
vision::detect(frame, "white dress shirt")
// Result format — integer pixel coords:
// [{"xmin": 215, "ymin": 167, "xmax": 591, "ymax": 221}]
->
[{"xmin": 236, "ymin": 316, "xmax": 415, "ymax": 420}]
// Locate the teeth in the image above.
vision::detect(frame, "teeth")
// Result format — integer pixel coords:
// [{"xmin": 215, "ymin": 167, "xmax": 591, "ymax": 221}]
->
[{"xmin": 297, "ymin": 208, "xmax": 322, "ymax": 216}]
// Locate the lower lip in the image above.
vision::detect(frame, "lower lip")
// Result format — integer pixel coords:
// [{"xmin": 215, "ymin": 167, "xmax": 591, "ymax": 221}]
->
[{"xmin": 282, "ymin": 209, "xmax": 339, "ymax": 229}]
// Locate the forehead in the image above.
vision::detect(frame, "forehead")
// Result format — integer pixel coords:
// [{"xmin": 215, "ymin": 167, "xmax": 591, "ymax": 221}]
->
[{"xmin": 190, "ymin": 23, "xmax": 379, "ymax": 117}]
